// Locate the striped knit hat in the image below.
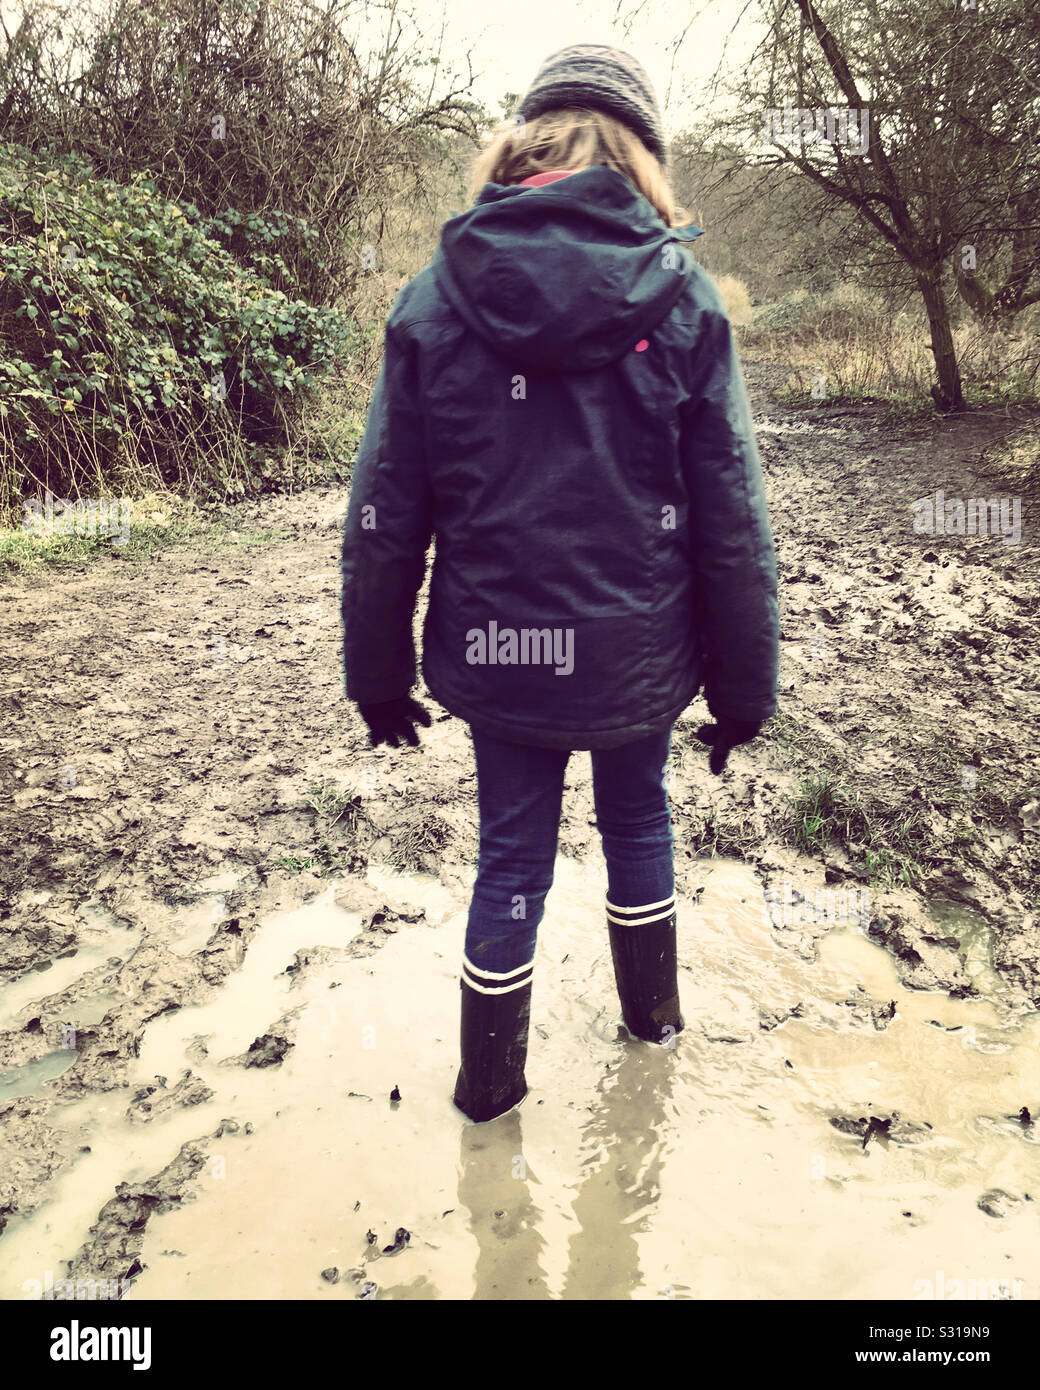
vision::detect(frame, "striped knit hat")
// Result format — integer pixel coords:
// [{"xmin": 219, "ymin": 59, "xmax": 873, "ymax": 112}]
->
[{"xmin": 514, "ymin": 44, "xmax": 667, "ymax": 163}]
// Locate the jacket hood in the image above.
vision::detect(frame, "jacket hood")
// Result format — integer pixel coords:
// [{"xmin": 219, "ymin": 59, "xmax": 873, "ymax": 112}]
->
[{"xmin": 432, "ymin": 165, "xmax": 703, "ymax": 371}]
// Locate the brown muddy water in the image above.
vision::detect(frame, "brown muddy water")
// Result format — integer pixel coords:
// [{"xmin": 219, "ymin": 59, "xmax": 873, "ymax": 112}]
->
[{"xmin": 3, "ymin": 857, "xmax": 1038, "ymax": 1301}]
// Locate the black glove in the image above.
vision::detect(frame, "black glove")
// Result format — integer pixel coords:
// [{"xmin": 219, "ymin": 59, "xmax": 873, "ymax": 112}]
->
[
  {"xmin": 694, "ymin": 716, "xmax": 762, "ymax": 776},
  {"xmin": 357, "ymin": 695, "xmax": 432, "ymax": 749}
]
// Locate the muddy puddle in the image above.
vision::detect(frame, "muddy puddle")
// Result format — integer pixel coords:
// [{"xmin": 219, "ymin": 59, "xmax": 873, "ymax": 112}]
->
[
  {"xmin": 3, "ymin": 855, "xmax": 1037, "ymax": 1301},
  {"xmin": 0, "ymin": 900, "xmax": 141, "ymax": 1034},
  {"xmin": 0, "ymin": 1052, "xmax": 80, "ymax": 1104}
]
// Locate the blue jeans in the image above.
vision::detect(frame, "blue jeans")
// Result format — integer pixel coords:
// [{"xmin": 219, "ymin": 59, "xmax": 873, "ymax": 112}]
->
[{"xmin": 463, "ymin": 726, "xmax": 675, "ymax": 981}]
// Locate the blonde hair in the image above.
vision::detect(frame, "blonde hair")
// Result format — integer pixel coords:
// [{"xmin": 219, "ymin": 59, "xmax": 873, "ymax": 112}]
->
[{"xmin": 468, "ymin": 107, "xmax": 691, "ymax": 229}]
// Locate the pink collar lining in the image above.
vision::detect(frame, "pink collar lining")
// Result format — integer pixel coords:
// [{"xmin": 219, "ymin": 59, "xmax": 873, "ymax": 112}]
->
[{"xmin": 519, "ymin": 168, "xmax": 579, "ymax": 187}]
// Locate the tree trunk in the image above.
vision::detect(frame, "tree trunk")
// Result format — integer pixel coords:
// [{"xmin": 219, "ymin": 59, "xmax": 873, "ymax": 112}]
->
[{"xmin": 916, "ymin": 269, "xmax": 965, "ymax": 411}]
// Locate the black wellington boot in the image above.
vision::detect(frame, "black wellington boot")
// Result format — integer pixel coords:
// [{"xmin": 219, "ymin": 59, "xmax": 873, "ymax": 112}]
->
[
  {"xmin": 606, "ymin": 895, "xmax": 685, "ymax": 1044},
  {"xmin": 452, "ymin": 961, "xmax": 533, "ymax": 1123}
]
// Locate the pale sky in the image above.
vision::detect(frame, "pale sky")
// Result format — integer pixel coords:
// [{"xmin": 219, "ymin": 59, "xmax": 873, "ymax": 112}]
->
[{"xmin": 394, "ymin": 0, "xmax": 760, "ymax": 130}]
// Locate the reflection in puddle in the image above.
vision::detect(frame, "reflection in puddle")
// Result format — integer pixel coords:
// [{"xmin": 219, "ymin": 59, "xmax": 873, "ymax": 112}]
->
[
  {"xmin": 0, "ymin": 901, "xmax": 141, "ymax": 1033},
  {"xmin": 2, "ymin": 859, "xmax": 1037, "ymax": 1300},
  {"xmin": 925, "ymin": 898, "xmax": 1007, "ymax": 998},
  {"xmin": 0, "ymin": 1051, "xmax": 79, "ymax": 1103}
]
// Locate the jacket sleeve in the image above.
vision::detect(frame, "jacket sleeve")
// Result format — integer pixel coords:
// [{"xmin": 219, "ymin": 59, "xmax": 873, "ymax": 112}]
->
[
  {"xmin": 341, "ymin": 317, "xmax": 434, "ymax": 704},
  {"xmin": 679, "ymin": 302, "xmax": 779, "ymax": 723}
]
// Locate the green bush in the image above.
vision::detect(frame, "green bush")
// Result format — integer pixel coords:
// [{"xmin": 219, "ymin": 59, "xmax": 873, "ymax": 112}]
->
[{"xmin": 0, "ymin": 141, "xmax": 354, "ymax": 521}]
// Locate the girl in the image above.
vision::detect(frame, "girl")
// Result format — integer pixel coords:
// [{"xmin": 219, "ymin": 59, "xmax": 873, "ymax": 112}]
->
[{"xmin": 341, "ymin": 44, "xmax": 779, "ymax": 1123}]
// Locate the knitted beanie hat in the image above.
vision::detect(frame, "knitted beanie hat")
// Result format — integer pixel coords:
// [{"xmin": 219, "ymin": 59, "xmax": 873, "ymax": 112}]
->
[{"xmin": 514, "ymin": 44, "xmax": 667, "ymax": 163}]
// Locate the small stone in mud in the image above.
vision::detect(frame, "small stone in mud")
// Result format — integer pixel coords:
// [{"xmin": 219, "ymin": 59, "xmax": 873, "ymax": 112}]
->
[
  {"xmin": 320, "ymin": 1267, "xmax": 340, "ymax": 1283},
  {"xmin": 353, "ymin": 1200, "xmax": 361, "ymax": 1212},
  {"xmin": 365, "ymin": 1229, "xmax": 378, "ymax": 1245},
  {"xmin": 382, "ymin": 897, "xmax": 424, "ymax": 923},
  {"xmin": 759, "ymin": 1003, "xmax": 806, "ymax": 1031},
  {"xmin": 381, "ymin": 1227, "xmax": 410, "ymax": 1255},
  {"xmin": 358, "ymin": 1282, "xmax": 378, "ymax": 1299},
  {"xmin": 215, "ymin": 1118, "xmax": 240, "ymax": 1136},
  {"xmin": 127, "ymin": 1072, "xmax": 213, "ymax": 1124},
  {"xmin": 978, "ymin": 1189, "xmax": 1020, "ymax": 1219},
  {"xmin": 862, "ymin": 1116, "xmax": 891, "ymax": 1150},
  {"xmin": 244, "ymin": 1122, "xmax": 254, "ymax": 1135},
  {"xmin": 830, "ymin": 1111, "xmax": 932, "ymax": 1148},
  {"xmin": 25, "ymin": 1018, "xmax": 42, "ymax": 1033},
  {"xmin": 887, "ymin": 1117, "xmax": 934, "ymax": 1144},
  {"xmin": 367, "ymin": 909, "xmax": 399, "ymax": 933},
  {"xmin": 1017, "ymin": 1107, "xmax": 1032, "ymax": 1126},
  {"xmin": 244, "ymin": 1033, "xmax": 292, "ymax": 1067},
  {"xmin": 390, "ymin": 1085, "xmax": 401, "ymax": 1103}
]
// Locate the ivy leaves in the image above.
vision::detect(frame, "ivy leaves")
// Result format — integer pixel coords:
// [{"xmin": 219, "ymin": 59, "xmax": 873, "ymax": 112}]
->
[{"xmin": 0, "ymin": 139, "xmax": 353, "ymax": 505}]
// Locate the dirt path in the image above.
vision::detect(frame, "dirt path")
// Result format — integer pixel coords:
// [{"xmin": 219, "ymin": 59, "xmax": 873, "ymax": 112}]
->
[{"xmin": 1, "ymin": 366, "xmax": 1038, "ymax": 1295}]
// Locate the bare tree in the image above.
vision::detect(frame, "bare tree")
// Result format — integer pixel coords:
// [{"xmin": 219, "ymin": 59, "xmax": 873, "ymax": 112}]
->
[{"xmin": 671, "ymin": 0, "xmax": 1040, "ymax": 410}]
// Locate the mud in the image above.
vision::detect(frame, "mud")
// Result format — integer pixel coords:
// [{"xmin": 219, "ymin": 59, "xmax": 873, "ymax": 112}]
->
[
  {"xmin": 1, "ymin": 366, "xmax": 1038, "ymax": 1297},
  {"xmin": 5, "ymin": 858, "xmax": 1037, "ymax": 1300}
]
